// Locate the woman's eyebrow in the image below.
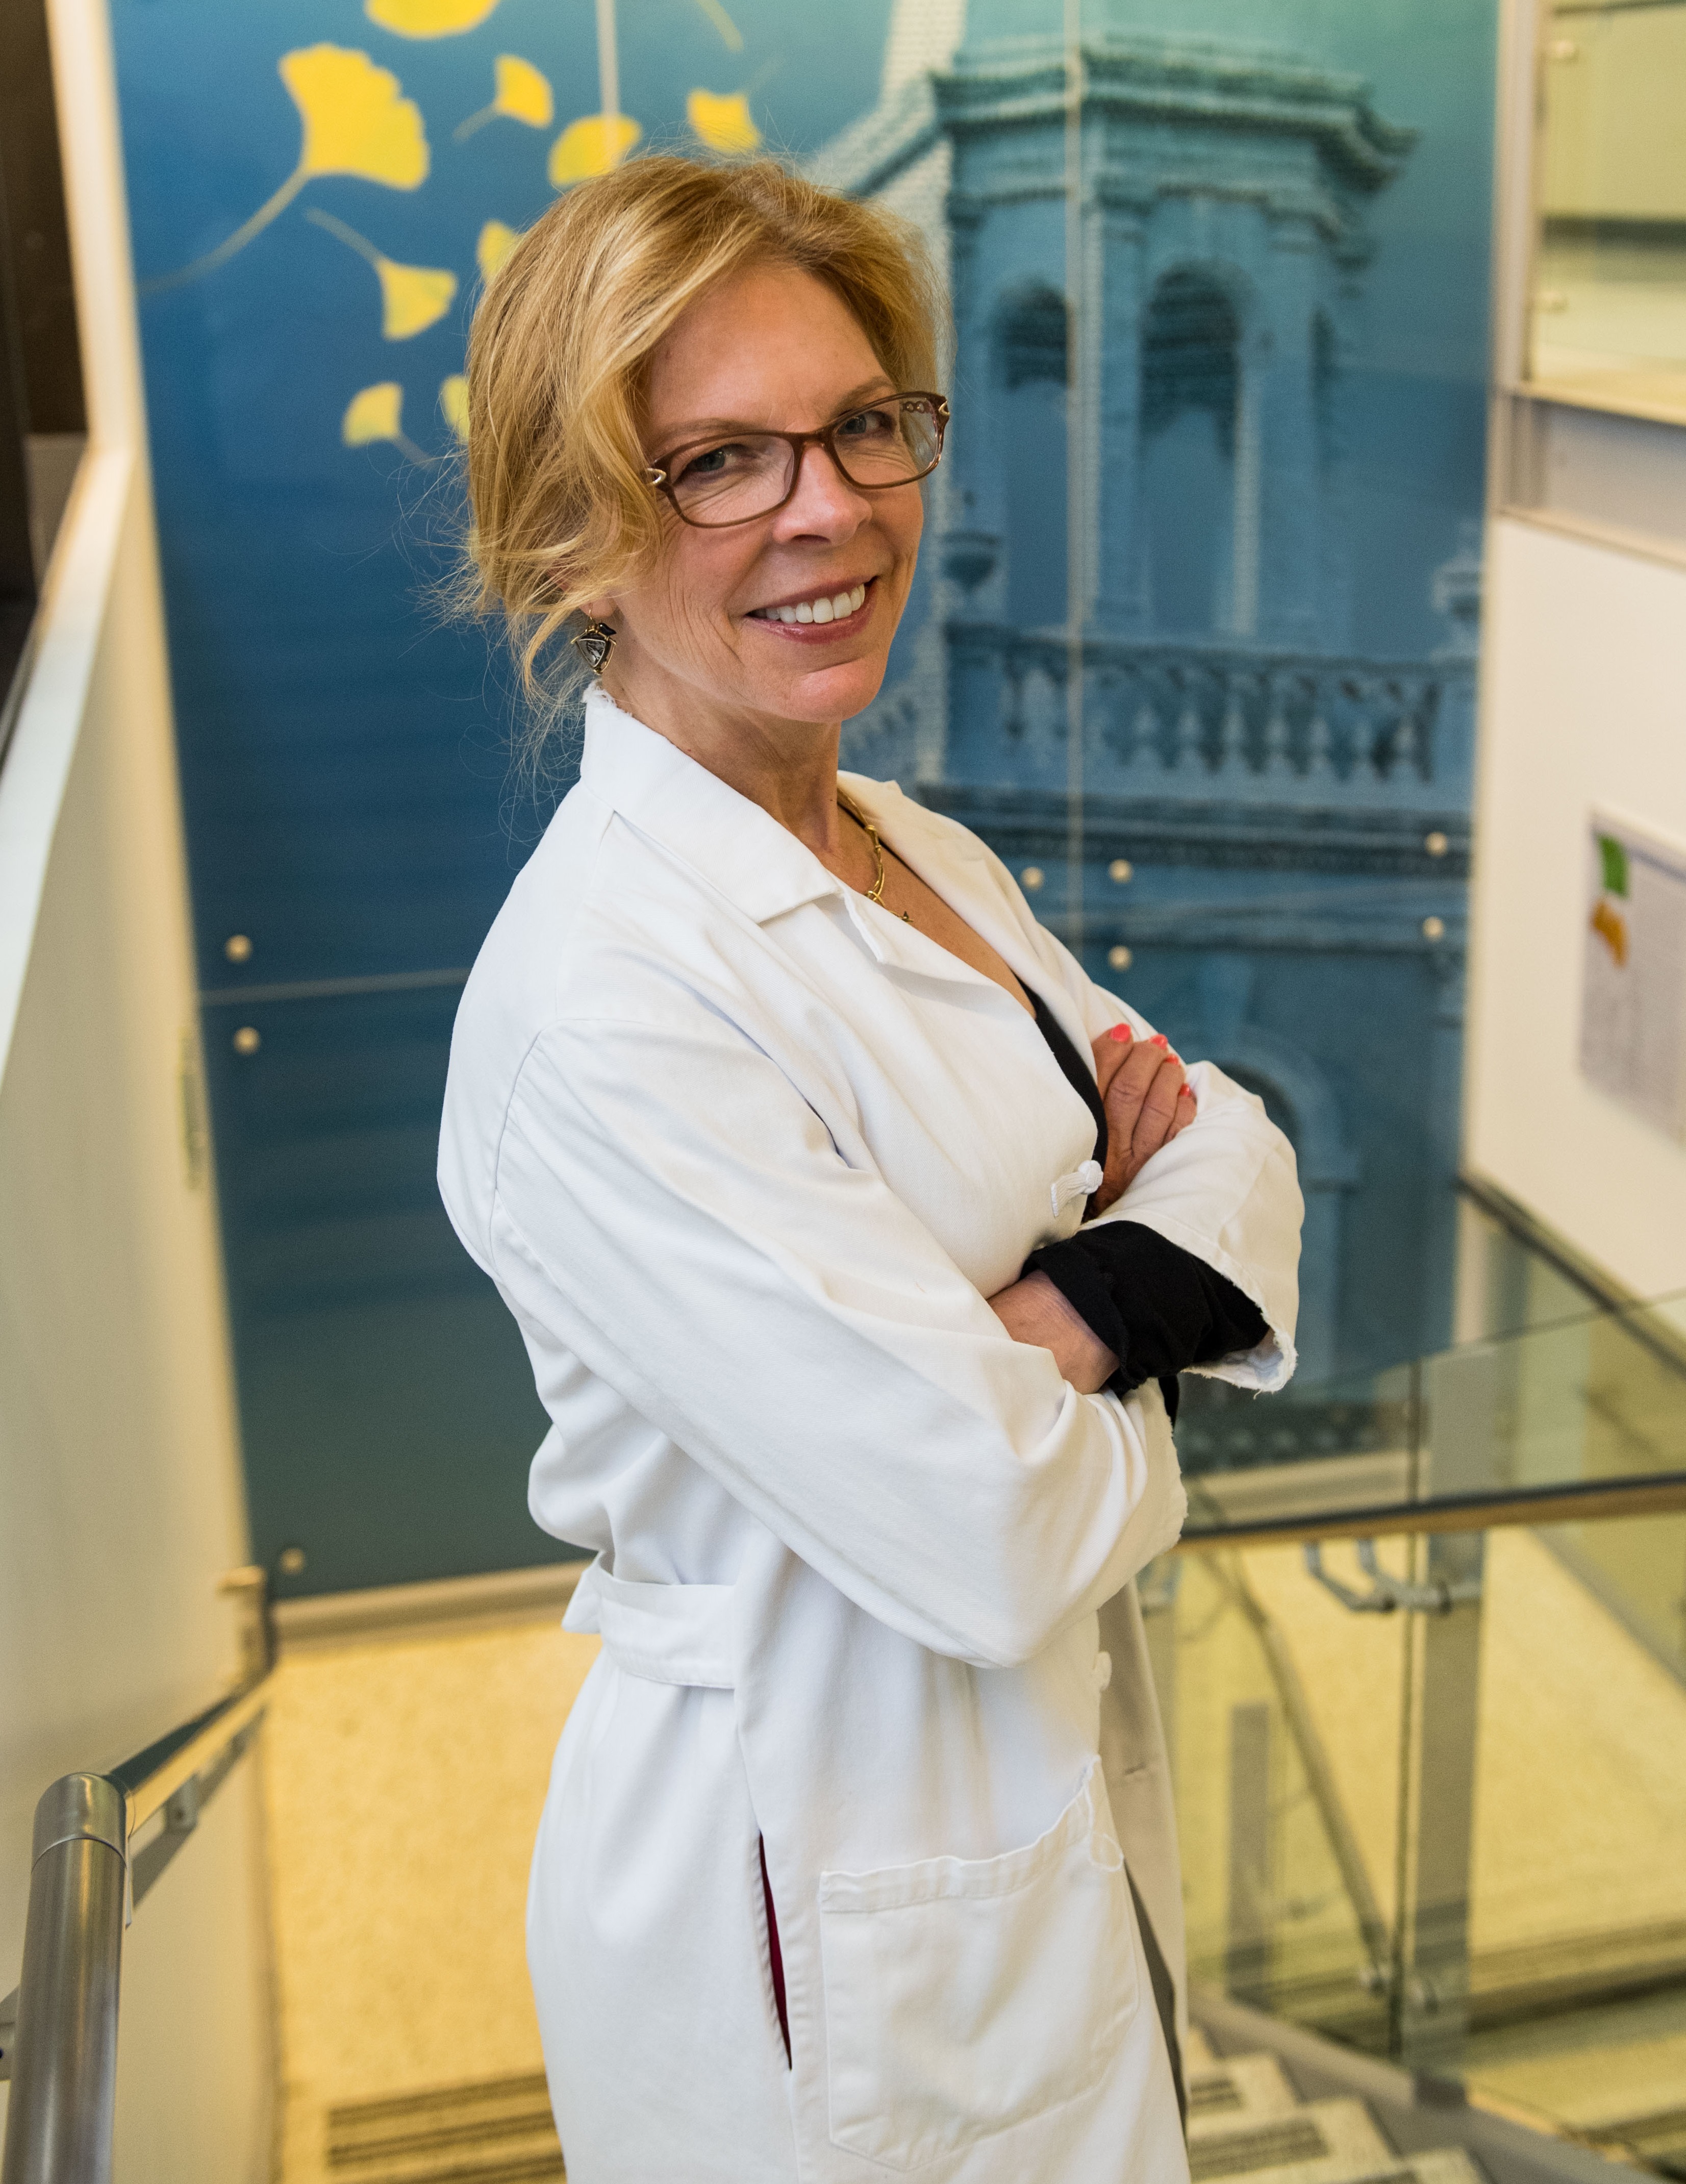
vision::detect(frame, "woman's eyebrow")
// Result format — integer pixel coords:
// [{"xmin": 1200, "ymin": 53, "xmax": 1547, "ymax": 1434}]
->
[{"xmin": 650, "ymin": 379, "xmax": 899, "ymax": 448}]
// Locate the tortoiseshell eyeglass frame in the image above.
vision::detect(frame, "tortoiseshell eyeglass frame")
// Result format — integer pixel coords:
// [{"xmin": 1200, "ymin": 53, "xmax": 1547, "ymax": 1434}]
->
[{"xmin": 643, "ymin": 393, "xmax": 950, "ymax": 529}]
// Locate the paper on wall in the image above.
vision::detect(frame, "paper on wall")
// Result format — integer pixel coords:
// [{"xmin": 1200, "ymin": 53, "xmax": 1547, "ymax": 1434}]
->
[{"xmin": 1580, "ymin": 813, "xmax": 1686, "ymax": 1141}]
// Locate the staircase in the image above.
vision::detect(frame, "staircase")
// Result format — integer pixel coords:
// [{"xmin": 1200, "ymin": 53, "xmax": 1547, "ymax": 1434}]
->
[
  {"xmin": 313, "ymin": 2031, "xmax": 1498, "ymax": 2184},
  {"xmin": 1184, "ymin": 2027, "xmax": 1484, "ymax": 2184},
  {"xmin": 323, "ymin": 2073, "xmax": 563, "ymax": 2184}
]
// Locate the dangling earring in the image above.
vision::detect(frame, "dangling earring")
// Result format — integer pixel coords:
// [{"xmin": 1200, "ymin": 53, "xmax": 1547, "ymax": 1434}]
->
[{"xmin": 571, "ymin": 617, "xmax": 617, "ymax": 675}]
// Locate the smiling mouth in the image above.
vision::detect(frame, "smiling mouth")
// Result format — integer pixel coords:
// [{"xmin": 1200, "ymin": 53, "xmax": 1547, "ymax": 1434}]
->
[{"xmin": 746, "ymin": 579, "xmax": 872, "ymax": 629}]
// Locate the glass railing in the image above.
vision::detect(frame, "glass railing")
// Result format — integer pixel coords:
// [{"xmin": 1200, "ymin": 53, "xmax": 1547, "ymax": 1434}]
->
[
  {"xmin": 1176, "ymin": 1287, "xmax": 1686, "ymax": 1539},
  {"xmin": 1157, "ymin": 1284, "xmax": 1686, "ymax": 2151}
]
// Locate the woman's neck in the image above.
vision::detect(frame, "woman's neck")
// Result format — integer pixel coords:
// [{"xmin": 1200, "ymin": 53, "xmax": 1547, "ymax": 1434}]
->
[{"xmin": 600, "ymin": 665, "xmax": 848, "ymax": 859}]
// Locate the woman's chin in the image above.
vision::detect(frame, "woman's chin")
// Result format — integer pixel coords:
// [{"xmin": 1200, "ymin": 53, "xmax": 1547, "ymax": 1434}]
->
[{"xmin": 761, "ymin": 650, "xmax": 891, "ymax": 726}]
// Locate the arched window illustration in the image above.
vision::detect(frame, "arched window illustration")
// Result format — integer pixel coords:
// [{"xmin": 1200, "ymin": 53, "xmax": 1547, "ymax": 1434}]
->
[
  {"xmin": 1141, "ymin": 270, "xmax": 1240, "ymax": 637},
  {"xmin": 994, "ymin": 284, "xmax": 1068, "ymax": 628}
]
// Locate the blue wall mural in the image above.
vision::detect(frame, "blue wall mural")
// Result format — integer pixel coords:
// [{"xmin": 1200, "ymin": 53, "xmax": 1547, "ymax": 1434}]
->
[{"xmin": 112, "ymin": 0, "xmax": 1494, "ymax": 1593}]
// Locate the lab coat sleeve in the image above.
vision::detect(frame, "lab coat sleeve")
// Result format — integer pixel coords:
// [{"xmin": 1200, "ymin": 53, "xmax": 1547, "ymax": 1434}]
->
[
  {"xmin": 1019, "ymin": 918, "xmax": 1303, "ymax": 1392},
  {"xmin": 480, "ymin": 1006, "xmax": 1188, "ymax": 1670}
]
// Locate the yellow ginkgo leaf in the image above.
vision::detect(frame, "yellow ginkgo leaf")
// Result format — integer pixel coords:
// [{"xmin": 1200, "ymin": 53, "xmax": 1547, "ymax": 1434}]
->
[
  {"xmin": 493, "ymin": 55, "xmax": 553, "ymax": 127},
  {"xmin": 548, "ymin": 113, "xmax": 641, "ymax": 189},
  {"xmin": 140, "ymin": 45, "xmax": 429, "ymax": 293},
  {"xmin": 477, "ymin": 219, "xmax": 520, "ymax": 284},
  {"xmin": 306, "ymin": 209, "xmax": 456, "ymax": 340},
  {"xmin": 284, "ymin": 45, "xmax": 430, "ymax": 188},
  {"xmin": 379, "ymin": 260, "xmax": 458, "ymax": 339},
  {"xmin": 687, "ymin": 88, "xmax": 760, "ymax": 156},
  {"xmin": 456, "ymin": 54, "xmax": 553, "ymax": 140},
  {"xmin": 440, "ymin": 374, "xmax": 470, "ymax": 441},
  {"xmin": 365, "ymin": 0, "xmax": 501, "ymax": 36},
  {"xmin": 341, "ymin": 380, "xmax": 434, "ymax": 462},
  {"xmin": 343, "ymin": 381, "xmax": 405, "ymax": 445}
]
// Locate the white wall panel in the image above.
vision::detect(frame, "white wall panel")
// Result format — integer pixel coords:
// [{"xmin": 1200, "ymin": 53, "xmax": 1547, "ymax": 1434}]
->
[{"xmin": 1465, "ymin": 514, "xmax": 1686, "ymax": 1298}]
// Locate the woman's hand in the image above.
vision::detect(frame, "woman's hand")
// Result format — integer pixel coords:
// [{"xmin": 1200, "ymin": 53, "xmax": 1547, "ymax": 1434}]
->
[
  {"xmin": 1089, "ymin": 1023, "xmax": 1195, "ymax": 1216},
  {"xmin": 987, "ymin": 1271, "xmax": 1118, "ymax": 1395},
  {"xmin": 986, "ymin": 1022, "xmax": 1195, "ymax": 1392}
]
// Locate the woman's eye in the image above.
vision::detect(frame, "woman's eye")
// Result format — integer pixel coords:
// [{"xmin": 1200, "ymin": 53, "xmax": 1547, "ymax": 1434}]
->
[
  {"xmin": 677, "ymin": 441, "xmax": 747, "ymax": 481},
  {"xmin": 837, "ymin": 406, "xmax": 898, "ymax": 441}
]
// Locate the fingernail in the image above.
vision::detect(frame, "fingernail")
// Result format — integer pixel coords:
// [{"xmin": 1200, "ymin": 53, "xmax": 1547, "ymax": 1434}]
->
[
  {"xmin": 1178, "ymin": 1085, "xmax": 1194, "ymax": 1098},
  {"xmin": 1150, "ymin": 1034, "xmax": 1169, "ymax": 1049},
  {"xmin": 1108, "ymin": 1023, "xmax": 1133, "ymax": 1043}
]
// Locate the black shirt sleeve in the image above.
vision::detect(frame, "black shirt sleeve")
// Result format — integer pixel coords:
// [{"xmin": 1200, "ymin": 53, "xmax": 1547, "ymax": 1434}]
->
[
  {"xmin": 1023, "ymin": 990, "xmax": 1269, "ymax": 1417},
  {"xmin": 1024, "ymin": 1222, "xmax": 1268, "ymax": 1415}
]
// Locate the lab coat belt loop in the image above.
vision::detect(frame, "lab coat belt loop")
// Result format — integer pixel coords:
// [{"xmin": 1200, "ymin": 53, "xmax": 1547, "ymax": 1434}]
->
[{"xmin": 566, "ymin": 1560, "xmax": 737, "ymax": 1689}]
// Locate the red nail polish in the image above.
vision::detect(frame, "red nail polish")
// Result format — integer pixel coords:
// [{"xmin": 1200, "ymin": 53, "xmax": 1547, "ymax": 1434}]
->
[
  {"xmin": 1150, "ymin": 1034, "xmax": 1169, "ymax": 1049},
  {"xmin": 1178, "ymin": 1085, "xmax": 1194, "ymax": 1098},
  {"xmin": 1108, "ymin": 1023, "xmax": 1133, "ymax": 1043}
]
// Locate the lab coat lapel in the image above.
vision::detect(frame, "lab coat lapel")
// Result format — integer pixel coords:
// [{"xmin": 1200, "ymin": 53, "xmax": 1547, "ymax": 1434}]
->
[
  {"xmin": 840, "ymin": 775, "xmax": 1099, "ymax": 1067},
  {"xmin": 583, "ymin": 692, "xmax": 1099, "ymax": 1082}
]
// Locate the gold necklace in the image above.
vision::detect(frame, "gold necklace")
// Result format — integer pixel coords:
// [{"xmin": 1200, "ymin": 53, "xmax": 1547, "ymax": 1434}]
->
[{"xmin": 836, "ymin": 788, "xmax": 911, "ymax": 922}]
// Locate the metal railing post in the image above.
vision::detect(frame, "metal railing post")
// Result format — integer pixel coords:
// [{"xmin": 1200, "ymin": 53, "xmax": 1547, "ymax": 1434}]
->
[{"xmin": 1, "ymin": 1776, "xmax": 127, "ymax": 2184}]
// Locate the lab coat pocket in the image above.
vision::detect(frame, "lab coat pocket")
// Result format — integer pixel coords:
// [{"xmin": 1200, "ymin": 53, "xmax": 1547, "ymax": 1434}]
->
[{"xmin": 816, "ymin": 1759, "xmax": 1137, "ymax": 2171}]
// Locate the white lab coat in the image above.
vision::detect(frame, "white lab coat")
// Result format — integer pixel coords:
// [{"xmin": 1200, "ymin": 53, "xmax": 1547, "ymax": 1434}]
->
[{"xmin": 438, "ymin": 688, "xmax": 1302, "ymax": 2184}]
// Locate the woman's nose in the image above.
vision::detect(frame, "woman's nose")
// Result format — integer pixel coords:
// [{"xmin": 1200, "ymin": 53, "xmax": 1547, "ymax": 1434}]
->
[{"xmin": 772, "ymin": 440, "xmax": 873, "ymax": 540}]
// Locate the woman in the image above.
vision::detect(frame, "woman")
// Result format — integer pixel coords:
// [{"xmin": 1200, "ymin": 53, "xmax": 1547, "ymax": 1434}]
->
[{"xmin": 440, "ymin": 157, "xmax": 1301, "ymax": 2184}]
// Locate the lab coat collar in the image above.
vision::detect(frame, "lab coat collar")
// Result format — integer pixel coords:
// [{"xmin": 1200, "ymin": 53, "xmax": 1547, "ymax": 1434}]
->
[
  {"xmin": 577, "ymin": 689, "xmax": 1051, "ymax": 1016},
  {"xmin": 843, "ymin": 770, "xmax": 1079, "ymax": 1034},
  {"xmin": 580, "ymin": 687, "xmax": 847, "ymax": 926}
]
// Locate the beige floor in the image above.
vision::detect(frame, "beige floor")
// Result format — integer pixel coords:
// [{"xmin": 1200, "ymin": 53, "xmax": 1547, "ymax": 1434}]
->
[{"xmin": 262, "ymin": 1612, "xmax": 598, "ymax": 2183}]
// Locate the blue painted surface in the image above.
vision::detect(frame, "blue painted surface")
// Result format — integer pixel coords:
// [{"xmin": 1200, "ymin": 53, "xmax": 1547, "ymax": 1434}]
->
[
  {"xmin": 111, "ymin": 0, "xmax": 1494, "ymax": 1591},
  {"xmin": 113, "ymin": 0, "xmax": 892, "ymax": 1592}
]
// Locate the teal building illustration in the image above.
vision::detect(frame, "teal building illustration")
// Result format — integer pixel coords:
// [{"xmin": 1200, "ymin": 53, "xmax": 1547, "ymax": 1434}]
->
[{"xmin": 820, "ymin": 0, "xmax": 1487, "ymax": 1397}]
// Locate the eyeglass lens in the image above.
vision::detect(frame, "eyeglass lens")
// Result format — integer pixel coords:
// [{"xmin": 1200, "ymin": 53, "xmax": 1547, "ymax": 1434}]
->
[{"xmin": 666, "ymin": 398, "xmax": 942, "ymax": 526}]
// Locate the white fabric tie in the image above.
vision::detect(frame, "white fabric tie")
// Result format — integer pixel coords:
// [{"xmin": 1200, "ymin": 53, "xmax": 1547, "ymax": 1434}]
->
[{"xmin": 564, "ymin": 1561, "xmax": 737, "ymax": 1689}]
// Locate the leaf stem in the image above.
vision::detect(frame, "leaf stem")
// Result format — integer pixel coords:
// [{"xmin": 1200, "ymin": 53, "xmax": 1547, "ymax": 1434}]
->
[{"xmin": 138, "ymin": 163, "xmax": 307, "ymax": 295}]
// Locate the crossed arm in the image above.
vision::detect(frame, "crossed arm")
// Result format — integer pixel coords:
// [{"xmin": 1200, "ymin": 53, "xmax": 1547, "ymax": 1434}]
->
[{"xmin": 989, "ymin": 1022, "xmax": 1196, "ymax": 1394}]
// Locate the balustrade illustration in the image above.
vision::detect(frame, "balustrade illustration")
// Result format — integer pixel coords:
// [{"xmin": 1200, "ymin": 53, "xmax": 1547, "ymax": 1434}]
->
[{"xmin": 948, "ymin": 624, "xmax": 1472, "ymax": 806}]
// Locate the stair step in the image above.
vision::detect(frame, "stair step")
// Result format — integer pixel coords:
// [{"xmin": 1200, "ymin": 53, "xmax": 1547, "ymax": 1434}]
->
[
  {"xmin": 1188, "ymin": 2052, "xmax": 1300, "ymax": 2122},
  {"xmin": 329, "ymin": 2157, "xmax": 563, "ymax": 2184},
  {"xmin": 1188, "ymin": 2095, "xmax": 1391, "ymax": 2181},
  {"xmin": 1584, "ymin": 2104, "xmax": 1686, "ymax": 2171},
  {"xmin": 324, "ymin": 2073, "xmax": 563, "ymax": 2184}
]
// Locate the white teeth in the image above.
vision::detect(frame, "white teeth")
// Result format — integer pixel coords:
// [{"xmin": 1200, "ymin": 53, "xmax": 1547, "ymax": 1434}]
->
[{"xmin": 756, "ymin": 581, "xmax": 869, "ymax": 624}]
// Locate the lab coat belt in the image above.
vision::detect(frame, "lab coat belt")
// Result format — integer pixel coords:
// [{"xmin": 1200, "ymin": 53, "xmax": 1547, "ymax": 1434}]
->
[{"xmin": 565, "ymin": 1560, "xmax": 737, "ymax": 1689}]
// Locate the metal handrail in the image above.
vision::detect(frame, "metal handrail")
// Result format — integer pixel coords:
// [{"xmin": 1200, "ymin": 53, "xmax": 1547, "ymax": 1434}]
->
[
  {"xmin": 1177, "ymin": 1468, "xmax": 1686, "ymax": 1552},
  {"xmin": 0, "ymin": 1581, "xmax": 272, "ymax": 2184}
]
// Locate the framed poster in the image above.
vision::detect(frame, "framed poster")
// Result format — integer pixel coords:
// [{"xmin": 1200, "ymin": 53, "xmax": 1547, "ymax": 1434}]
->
[{"xmin": 1582, "ymin": 811, "xmax": 1686, "ymax": 1140}]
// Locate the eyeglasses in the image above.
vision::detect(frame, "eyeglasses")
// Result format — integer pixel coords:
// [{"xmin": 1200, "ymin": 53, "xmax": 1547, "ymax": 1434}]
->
[{"xmin": 644, "ymin": 392, "xmax": 949, "ymax": 530}]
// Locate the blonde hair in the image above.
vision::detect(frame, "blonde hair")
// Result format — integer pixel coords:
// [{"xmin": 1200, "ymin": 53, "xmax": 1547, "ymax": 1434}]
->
[{"xmin": 460, "ymin": 155, "xmax": 944, "ymax": 735}]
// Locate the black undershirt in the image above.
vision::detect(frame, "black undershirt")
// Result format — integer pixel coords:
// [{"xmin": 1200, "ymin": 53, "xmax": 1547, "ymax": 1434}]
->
[{"xmin": 1021, "ymin": 993, "xmax": 1268, "ymax": 1419}]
